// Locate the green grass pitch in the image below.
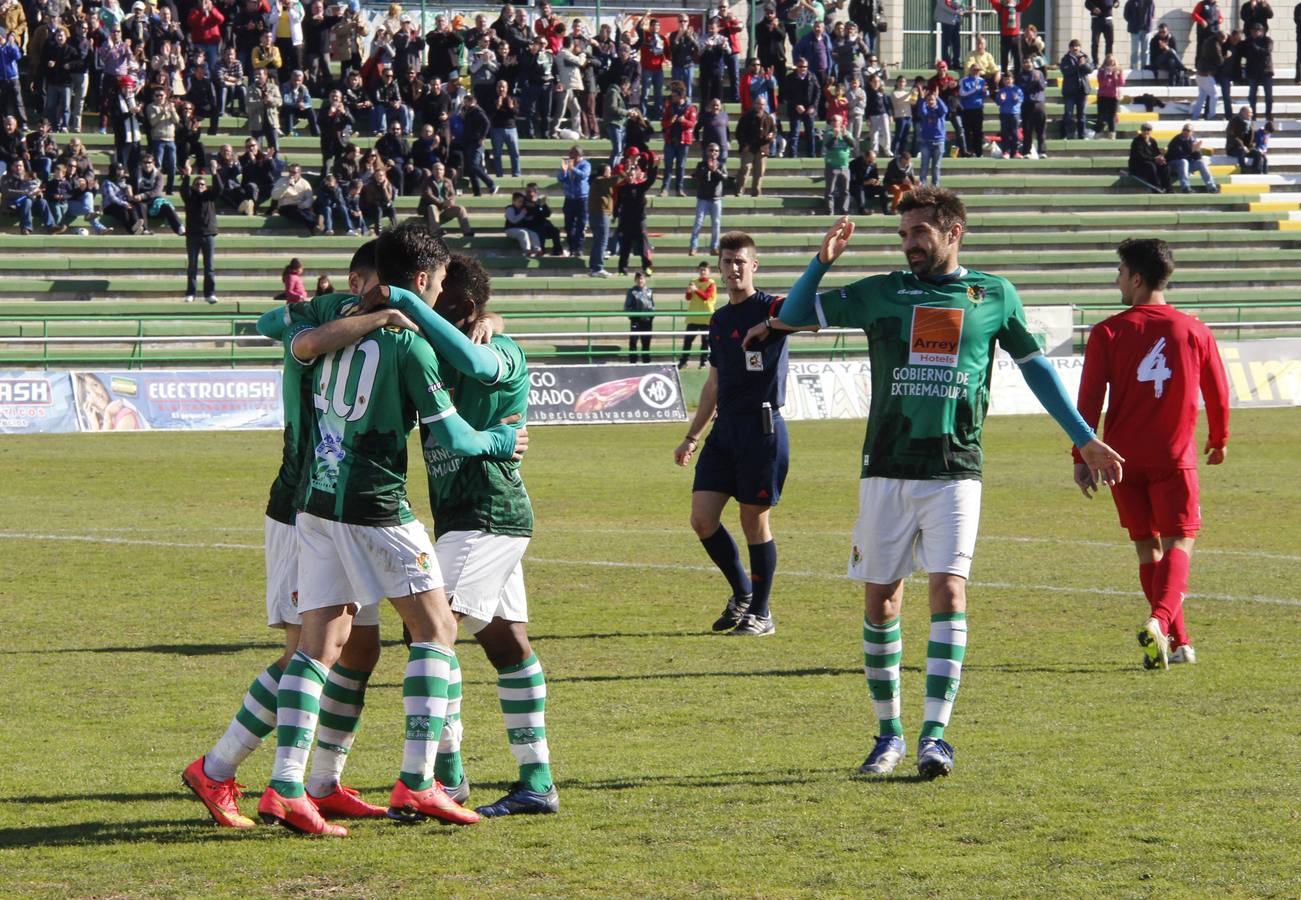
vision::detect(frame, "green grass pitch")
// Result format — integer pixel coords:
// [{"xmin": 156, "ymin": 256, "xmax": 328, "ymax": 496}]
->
[{"xmin": 0, "ymin": 410, "xmax": 1298, "ymax": 898}]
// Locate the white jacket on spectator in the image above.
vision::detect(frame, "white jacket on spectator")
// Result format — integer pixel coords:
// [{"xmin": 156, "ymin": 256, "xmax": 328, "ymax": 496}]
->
[
  {"xmin": 269, "ymin": 0, "xmax": 304, "ymax": 45},
  {"xmin": 145, "ymin": 101, "xmax": 180, "ymax": 141},
  {"xmin": 555, "ymin": 49, "xmax": 586, "ymax": 91},
  {"xmin": 271, "ymin": 173, "xmax": 314, "ymax": 209}
]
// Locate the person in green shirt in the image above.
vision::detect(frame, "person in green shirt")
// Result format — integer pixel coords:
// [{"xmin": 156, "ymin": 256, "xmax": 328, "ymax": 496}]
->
[
  {"xmin": 823, "ymin": 113, "xmax": 855, "ymax": 215},
  {"xmin": 254, "ymin": 223, "xmax": 528, "ymax": 837},
  {"xmin": 758, "ymin": 187, "xmax": 1124, "ymax": 780}
]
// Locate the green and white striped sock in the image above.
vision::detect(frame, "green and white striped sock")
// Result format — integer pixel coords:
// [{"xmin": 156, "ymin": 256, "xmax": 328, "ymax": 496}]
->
[
  {"xmin": 434, "ymin": 654, "xmax": 465, "ymax": 787},
  {"xmin": 399, "ymin": 642, "xmax": 452, "ymax": 791},
  {"xmin": 498, "ymin": 653, "xmax": 552, "ymax": 793},
  {"xmin": 921, "ymin": 612, "xmax": 968, "ymax": 741},
  {"xmin": 863, "ymin": 618, "xmax": 904, "ymax": 737},
  {"xmin": 268, "ymin": 651, "xmax": 328, "ymax": 798},
  {"xmin": 306, "ymin": 662, "xmax": 370, "ymax": 799},
  {"xmin": 204, "ymin": 661, "xmax": 283, "ymax": 782}
]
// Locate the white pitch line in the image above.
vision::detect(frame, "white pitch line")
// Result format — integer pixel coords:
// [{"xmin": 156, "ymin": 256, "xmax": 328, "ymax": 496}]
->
[{"xmin": 0, "ymin": 531, "xmax": 1295, "ymax": 607}]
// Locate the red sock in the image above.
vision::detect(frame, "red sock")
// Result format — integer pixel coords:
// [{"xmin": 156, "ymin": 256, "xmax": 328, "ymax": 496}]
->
[
  {"xmin": 1138, "ymin": 562, "xmax": 1157, "ymax": 610},
  {"xmin": 1152, "ymin": 548, "xmax": 1191, "ymax": 639},
  {"xmin": 1168, "ymin": 604, "xmax": 1189, "ymax": 649}
]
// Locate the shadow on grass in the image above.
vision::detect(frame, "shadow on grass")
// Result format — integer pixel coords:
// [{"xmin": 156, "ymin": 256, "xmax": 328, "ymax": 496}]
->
[
  {"xmin": 0, "ymin": 641, "xmax": 282, "ymax": 657},
  {"xmin": 0, "ymin": 790, "xmax": 179, "ymax": 805},
  {"xmin": 964, "ymin": 662, "xmax": 1132, "ymax": 674},
  {"xmin": 0, "ymin": 819, "xmax": 275, "ymax": 848}
]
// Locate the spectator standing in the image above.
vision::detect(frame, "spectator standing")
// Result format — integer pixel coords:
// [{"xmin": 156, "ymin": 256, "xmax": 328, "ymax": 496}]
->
[
  {"xmin": 1191, "ymin": 0, "xmax": 1224, "ymax": 50},
  {"xmin": 1166, "ymin": 122, "xmax": 1219, "ymax": 192},
  {"xmin": 964, "ymin": 35, "xmax": 998, "ymax": 89},
  {"xmin": 795, "ymin": 20, "xmax": 833, "ymax": 84},
  {"xmin": 679, "ymin": 261, "xmax": 716, "ymax": 368},
  {"xmin": 849, "ymin": 146, "xmax": 886, "ymax": 214},
  {"xmin": 784, "ymin": 58, "xmax": 820, "ymax": 157},
  {"xmin": 736, "ymin": 95, "xmax": 775, "ymax": 197},
  {"xmin": 1215, "ymin": 32, "xmax": 1239, "ymax": 117},
  {"xmin": 302, "ymin": 0, "xmax": 343, "ymax": 89},
  {"xmin": 995, "ymin": 72, "xmax": 1023, "ymax": 157},
  {"xmin": 633, "ymin": 11, "xmax": 668, "ymax": 115},
  {"xmin": 890, "ymin": 75, "xmax": 914, "ymax": 155},
  {"xmin": 588, "ymin": 162, "xmax": 618, "ymax": 276},
  {"xmin": 1095, "ymin": 55, "xmax": 1124, "ymax": 138},
  {"xmin": 689, "ymin": 143, "xmax": 726, "ymax": 255},
  {"xmin": 957, "ymin": 64, "xmax": 987, "ymax": 157},
  {"xmin": 319, "ymin": 89, "xmax": 354, "ymax": 175},
  {"xmin": 489, "ymin": 79, "xmax": 521, "ymax": 179},
  {"xmin": 624, "ymin": 270, "xmax": 655, "ymax": 362},
  {"xmin": 418, "ymin": 160, "xmax": 473, "ymax": 237},
  {"xmin": 551, "ymin": 36, "xmax": 586, "ymax": 137},
  {"xmin": 989, "ymin": 0, "xmax": 1033, "ymax": 73},
  {"xmin": 755, "ymin": 5, "xmax": 788, "ymax": 81},
  {"xmin": 282, "ymin": 257, "xmax": 308, "ymax": 303},
  {"xmin": 823, "ymin": 114, "xmax": 854, "ymax": 214},
  {"xmin": 742, "ymin": 58, "xmax": 778, "ymax": 114},
  {"xmin": 927, "ymin": 61, "xmax": 966, "ymax": 157},
  {"xmin": 714, "ymin": 0, "xmax": 743, "ymax": 102},
  {"xmin": 916, "ymin": 91, "xmax": 947, "ymax": 185},
  {"xmin": 1241, "ymin": 0, "xmax": 1274, "ymax": 33},
  {"xmin": 698, "ymin": 18, "xmax": 729, "ymax": 106},
  {"xmin": 457, "ymin": 94, "xmax": 496, "ymax": 197},
  {"xmin": 1087, "ymin": 0, "xmax": 1119, "ymax": 64},
  {"xmin": 1059, "ymin": 40, "xmax": 1093, "ymax": 140},
  {"xmin": 65, "ymin": 21, "xmax": 92, "ymax": 133},
  {"xmin": 187, "ymin": 0, "xmax": 226, "ymax": 77},
  {"xmin": 111, "ymin": 75, "xmax": 144, "ymax": 183},
  {"xmin": 1242, "ymin": 23, "xmax": 1274, "ymax": 119},
  {"xmin": 145, "ymin": 88, "xmax": 181, "ymax": 192},
  {"xmin": 660, "ymin": 80, "xmax": 697, "ymax": 195},
  {"xmin": 271, "ymin": 0, "xmax": 305, "ymax": 73},
  {"xmin": 1123, "ymin": 0, "xmax": 1155, "ymax": 68},
  {"xmin": 695, "ymin": 97, "xmax": 731, "ymax": 164},
  {"xmin": 558, "ymin": 144, "xmax": 591, "ymax": 258},
  {"xmin": 40, "ymin": 27, "xmax": 74, "ymax": 132},
  {"xmin": 247, "ymin": 67, "xmax": 282, "ymax": 152},
  {"xmin": 1193, "ymin": 32, "xmax": 1225, "ymax": 120},
  {"xmin": 846, "ymin": 75, "xmax": 868, "ymax": 149},
  {"xmin": 1017, "ymin": 57, "xmax": 1047, "ymax": 158},
  {"xmin": 614, "ymin": 159, "xmax": 654, "ymax": 275},
  {"xmin": 177, "ymin": 164, "xmax": 218, "ymax": 303},
  {"xmin": 602, "ymin": 79, "xmax": 631, "ymax": 167},
  {"xmin": 669, "ymin": 14, "xmax": 700, "ymax": 103},
  {"xmin": 933, "ymin": 0, "xmax": 962, "ymax": 71}
]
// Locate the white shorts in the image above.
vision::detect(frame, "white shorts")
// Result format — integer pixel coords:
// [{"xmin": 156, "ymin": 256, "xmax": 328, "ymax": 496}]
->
[
  {"xmin": 848, "ymin": 477, "xmax": 982, "ymax": 584},
  {"xmin": 295, "ymin": 511, "xmax": 441, "ymax": 616},
  {"xmin": 435, "ymin": 530, "xmax": 530, "ymax": 634},
  {"xmin": 264, "ymin": 517, "xmax": 302, "ymax": 628}
]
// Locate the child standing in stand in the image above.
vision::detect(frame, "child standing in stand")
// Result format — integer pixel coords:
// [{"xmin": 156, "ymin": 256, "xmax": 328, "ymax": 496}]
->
[{"xmin": 282, "ymin": 258, "xmax": 308, "ymax": 303}]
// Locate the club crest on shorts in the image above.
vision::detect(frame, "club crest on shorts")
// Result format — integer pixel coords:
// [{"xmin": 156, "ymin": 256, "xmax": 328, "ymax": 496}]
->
[
  {"xmin": 290, "ymin": 590, "xmax": 299, "ymax": 608},
  {"xmin": 851, "ymin": 545, "xmax": 862, "ymax": 566},
  {"xmin": 416, "ymin": 552, "xmax": 432, "ymax": 572}
]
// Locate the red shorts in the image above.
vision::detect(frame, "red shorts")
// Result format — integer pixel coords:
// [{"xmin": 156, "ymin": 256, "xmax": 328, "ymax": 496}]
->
[{"xmin": 1109, "ymin": 465, "xmax": 1201, "ymax": 541}]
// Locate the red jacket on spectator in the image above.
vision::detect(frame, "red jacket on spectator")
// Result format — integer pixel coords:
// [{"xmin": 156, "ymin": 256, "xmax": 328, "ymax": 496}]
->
[
  {"xmin": 661, "ymin": 99, "xmax": 698, "ymax": 144},
  {"xmin": 187, "ymin": 6, "xmax": 225, "ymax": 44},
  {"xmin": 740, "ymin": 72, "xmax": 776, "ymax": 111},
  {"xmin": 638, "ymin": 25, "xmax": 667, "ymax": 72},
  {"xmin": 535, "ymin": 16, "xmax": 564, "ymax": 53},
  {"xmin": 716, "ymin": 12, "xmax": 742, "ymax": 54},
  {"xmin": 989, "ymin": 0, "xmax": 1033, "ymax": 37}
]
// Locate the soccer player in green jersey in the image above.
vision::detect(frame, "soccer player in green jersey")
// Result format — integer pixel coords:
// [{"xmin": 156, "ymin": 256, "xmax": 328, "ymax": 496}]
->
[
  {"xmin": 255, "ymin": 223, "xmax": 528, "ymax": 836},
  {"xmin": 183, "ymin": 241, "xmax": 411, "ymax": 828},
  {"xmin": 769, "ymin": 187, "xmax": 1124, "ymax": 779}
]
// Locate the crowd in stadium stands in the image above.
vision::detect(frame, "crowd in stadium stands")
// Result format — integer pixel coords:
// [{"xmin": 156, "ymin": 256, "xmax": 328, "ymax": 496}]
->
[{"xmin": 0, "ymin": 0, "xmax": 1293, "ymax": 248}]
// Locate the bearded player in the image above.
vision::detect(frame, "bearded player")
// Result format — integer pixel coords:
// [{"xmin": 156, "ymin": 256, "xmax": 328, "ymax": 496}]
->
[
  {"xmin": 183, "ymin": 241, "xmax": 409, "ymax": 828},
  {"xmin": 768, "ymin": 188, "xmax": 1125, "ymax": 779},
  {"xmin": 1073, "ymin": 238, "xmax": 1229, "ymax": 670}
]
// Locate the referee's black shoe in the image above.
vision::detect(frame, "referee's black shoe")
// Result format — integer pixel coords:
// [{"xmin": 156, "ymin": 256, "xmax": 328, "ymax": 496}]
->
[
  {"xmin": 730, "ymin": 613, "xmax": 776, "ymax": 637},
  {"xmin": 711, "ymin": 593, "xmax": 752, "ymax": 632}
]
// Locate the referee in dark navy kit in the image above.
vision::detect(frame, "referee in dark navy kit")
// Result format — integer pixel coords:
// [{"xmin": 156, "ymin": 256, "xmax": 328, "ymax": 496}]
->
[{"xmin": 673, "ymin": 231, "xmax": 817, "ymax": 636}]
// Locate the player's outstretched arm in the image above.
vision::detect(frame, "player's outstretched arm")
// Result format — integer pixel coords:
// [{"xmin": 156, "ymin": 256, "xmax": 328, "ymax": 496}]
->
[
  {"xmin": 256, "ymin": 306, "xmax": 289, "ymax": 340},
  {"xmin": 778, "ymin": 216, "xmax": 854, "ymax": 328},
  {"xmin": 741, "ymin": 316, "xmax": 818, "ymax": 349},
  {"xmin": 675, "ymin": 366, "xmax": 718, "ymax": 466},
  {"xmin": 365, "ymin": 284, "xmax": 503, "ymax": 383},
  {"xmin": 426, "ymin": 409, "xmax": 528, "ymax": 461},
  {"xmin": 289, "ymin": 308, "xmax": 417, "ymax": 363},
  {"xmin": 1019, "ymin": 355, "xmax": 1125, "ymax": 485}
]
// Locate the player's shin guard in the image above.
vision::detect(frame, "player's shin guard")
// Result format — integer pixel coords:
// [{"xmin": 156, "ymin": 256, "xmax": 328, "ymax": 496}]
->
[
  {"xmin": 700, "ymin": 525, "xmax": 753, "ymax": 600},
  {"xmin": 1153, "ymin": 549, "xmax": 1191, "ymax": 645},
  {"xmin": 306, "ymin": 663, "xmax": 370, "ymax": 798},
  {"xmin": 399, "ymin": 642, "xmax": 452, "ymax": 791},
  {"xmin": 920, "ymin": 613, "xmax": 967, "ymax": 741},
  {"xmin": 268, "ymin": 651, "xmax": 329, "ymax": 798},
  {"xmin": 498, "ymin": 653, "xmax": 553, "ymax": 793},
  {"xmin": 863, "ymin": 618, "xmax": 904, "ymax": 737},
  {"xmin": 747, "ymin": 540, "xmax": 777, "ymax": 618},
  {"xmin": 434, "ymin": 655, "xmax": 465, "ymax": 787},
  {"xmin": 205, "ymin": 662, "xmax": 283, "ymax": 782}
]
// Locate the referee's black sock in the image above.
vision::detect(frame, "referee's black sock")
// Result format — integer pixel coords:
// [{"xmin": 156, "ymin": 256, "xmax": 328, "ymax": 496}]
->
[
  {"xmin": 700, "ymin": 525, "xmax": 752, "ymax": 601},
  {"xmin": 747, "ymin": 540, "xmax": 777, "ymax": 619}
]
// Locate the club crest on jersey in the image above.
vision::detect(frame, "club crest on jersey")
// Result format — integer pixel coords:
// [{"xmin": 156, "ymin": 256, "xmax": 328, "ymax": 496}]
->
[
  {"xmin": 966, "ymin": 285, "xmax": 986, "ymax": 305},
  {"xmin": 909, "ymin": 307, "xmax": 964, "ymax": 367}
]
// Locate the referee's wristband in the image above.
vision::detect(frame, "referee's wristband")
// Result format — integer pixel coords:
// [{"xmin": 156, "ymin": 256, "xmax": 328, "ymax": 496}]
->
[{"xmin": 685, "ymin": 434, "xmax": 698, "ymax": 443}]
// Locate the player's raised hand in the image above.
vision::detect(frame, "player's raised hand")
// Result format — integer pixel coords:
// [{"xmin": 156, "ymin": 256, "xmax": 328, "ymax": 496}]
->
[
  {"xmin": 1079, "ymin": 438, "xmax": 1124, "ymax": 488},
  {"xmin": 741, "ymin": 320, "xmax": 769, "ymax": 349},
  {"xmin": 1073, "ymin": 462, "xmax": 1098, "ymax": 498},
  {"xmin": 1204, "ymin": 440, "xmax": 1227, "ymax": 465},
  {"xmin": 673, "ymin": 436, "xmax": 697, "ymax": 467},
  {"xmin": 359, "ymin": 282, "xmax": 392, "ymax": 312},
  {"xmin": 818, "ymin": 216, "xmax": 855, "ymax": 265},
  {"xmin": 384, "ymin": 308, "xmax": 418, "ymax": 332}
]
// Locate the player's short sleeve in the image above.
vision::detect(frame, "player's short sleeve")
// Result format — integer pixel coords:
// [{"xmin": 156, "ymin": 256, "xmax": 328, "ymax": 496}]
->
[
  {"xmin": 401, "ymin": 333, "xmax": 458, "ymax": 426},
  {"xmin": 994, "ymin": 278, "xmax": 1044, "ymax": 363},
  {"xmin": 490, "ymin": 336, "xmax": 528, "ymax": 389},
  {"xmin": 814, "ymin": 277, "xmax": 881, "ymax": 330},
  {"xmin": 285, "ymin": 293, "xmax": 352, "ymax": 366}
]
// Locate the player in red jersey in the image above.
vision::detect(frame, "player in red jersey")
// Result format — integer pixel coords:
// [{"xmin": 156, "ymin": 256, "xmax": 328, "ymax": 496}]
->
[{"xmin": 1073, "ymin": 238, "xmax": 1230, "ymax": 670}]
